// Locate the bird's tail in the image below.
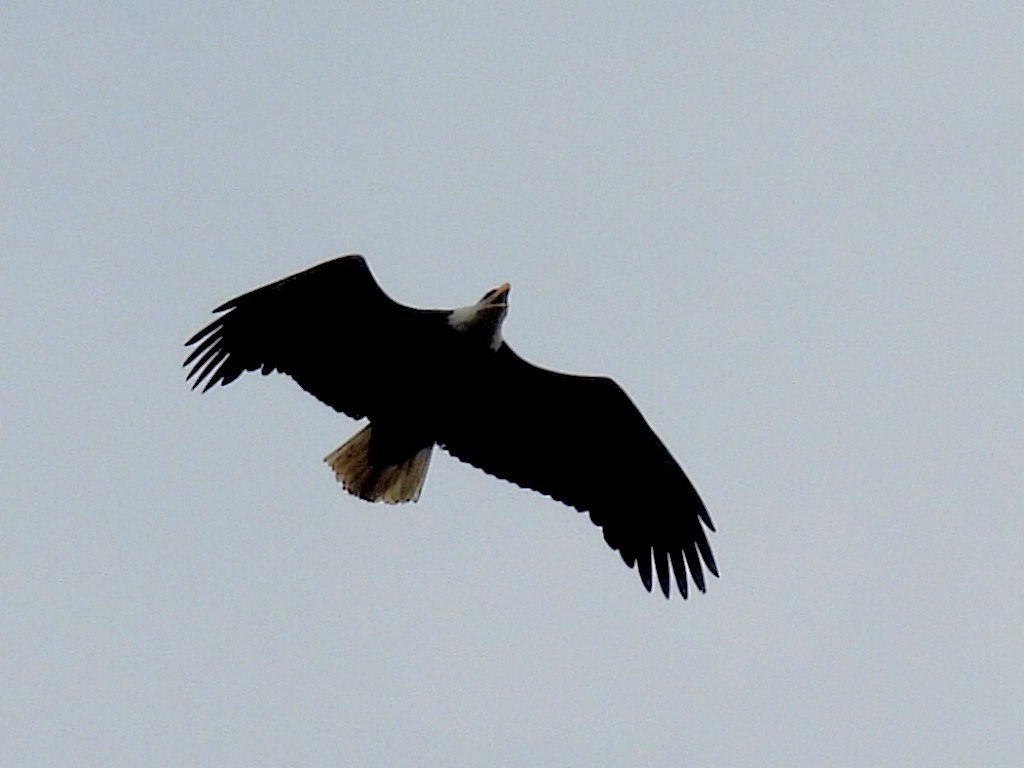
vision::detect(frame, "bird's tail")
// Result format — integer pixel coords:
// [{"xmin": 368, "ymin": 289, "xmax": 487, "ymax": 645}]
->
[{"xmin": 324, "ymin": 425, "xmax": 433, "ymax": 504}]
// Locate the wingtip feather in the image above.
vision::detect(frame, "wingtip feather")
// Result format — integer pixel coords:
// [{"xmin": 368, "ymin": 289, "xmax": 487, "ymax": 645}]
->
[
  {"xmin": 653, "ymin": 548, "xmax": 671, "ymax": 598},
  {"xmin": 670, "ymin": 550, "xmax": 689, "ymax": 599},
  {"xmin": 698, "ymin": 506, "xmax": 715, "ymax": 531},
  {"xmin": 696, "ymin": 534, "xmax": 719, "ymax": 579},
  {"xmin": 636, "ymin": 548, "xmax": 653, "ymax": 593}
]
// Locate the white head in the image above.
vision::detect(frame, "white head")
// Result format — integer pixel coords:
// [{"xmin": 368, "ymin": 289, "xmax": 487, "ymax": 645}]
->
[{"xmin": 447, "ymin": 282, "xmax": 511, "ymax": 350}]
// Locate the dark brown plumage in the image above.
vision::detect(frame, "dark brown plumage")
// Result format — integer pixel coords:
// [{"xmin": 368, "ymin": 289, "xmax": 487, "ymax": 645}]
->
[{"xmin": 185, "ymin": 255, "xmax": 717, "ymax": 598}]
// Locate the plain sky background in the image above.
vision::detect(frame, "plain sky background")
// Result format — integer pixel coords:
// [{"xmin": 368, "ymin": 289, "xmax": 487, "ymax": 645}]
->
[{"xmin": 4, "ymin": 3, "xmax": 1022, "ymax": 766}]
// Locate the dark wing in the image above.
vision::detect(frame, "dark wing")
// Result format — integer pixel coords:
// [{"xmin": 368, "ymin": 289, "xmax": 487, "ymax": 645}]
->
[
  {"xmin": 184, "ymin": 255, "xmax": 442, "ymax": 419},
  {"xmin": 437, "ymin": 345, "xmax": 717, "ymax": 598}
]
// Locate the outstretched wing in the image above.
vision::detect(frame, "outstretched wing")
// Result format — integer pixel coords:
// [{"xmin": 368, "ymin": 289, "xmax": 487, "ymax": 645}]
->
[
  {"xmin": 184, "ymin": 255, "xmax": 442, "ymax": 419},
  {"xmin": 438, "ymin": 344, "xmax": 717, "ymax": 598}
]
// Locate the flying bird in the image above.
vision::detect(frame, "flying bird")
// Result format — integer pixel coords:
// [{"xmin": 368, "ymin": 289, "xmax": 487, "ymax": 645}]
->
[{"xmin": 185, "ymin": 255, "xmax": 717, "ymax": 598}]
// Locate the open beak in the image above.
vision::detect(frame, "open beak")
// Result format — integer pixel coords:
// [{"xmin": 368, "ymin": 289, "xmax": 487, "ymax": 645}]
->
[{"xmin": 489, "ymin": 282, "xmax": 511, "ymax": 307}]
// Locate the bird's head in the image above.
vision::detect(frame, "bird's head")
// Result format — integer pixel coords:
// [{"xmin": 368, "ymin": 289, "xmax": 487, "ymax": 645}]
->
[
  {"xmin": 448, "ymin": 282, "xmax": 511, "ymax": 350},
  {"xmin": 479, "ymin": 282, "xmax": 510, "ymax": 309}
]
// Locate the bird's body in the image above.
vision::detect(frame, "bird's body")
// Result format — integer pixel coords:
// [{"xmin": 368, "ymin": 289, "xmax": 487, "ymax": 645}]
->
[{"xmin": 185, "ymin": 255, "xmax": 717, "ymax": 598}]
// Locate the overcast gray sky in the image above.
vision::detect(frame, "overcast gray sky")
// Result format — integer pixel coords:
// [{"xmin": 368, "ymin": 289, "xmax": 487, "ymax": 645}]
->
[{"xmin": 4, "ymin": 3, "xmax": 1022, "ymax": 766}]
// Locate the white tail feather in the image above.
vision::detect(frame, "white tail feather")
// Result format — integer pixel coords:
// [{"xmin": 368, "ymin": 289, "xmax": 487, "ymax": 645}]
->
[{"xmin": 323, "ymin": 425, "xmax": 433, "ymax": 504}]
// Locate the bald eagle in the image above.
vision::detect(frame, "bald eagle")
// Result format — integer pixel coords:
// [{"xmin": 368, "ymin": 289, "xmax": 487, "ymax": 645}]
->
[{"xmin": 185, "ymin": 255, "xmax": 717, "ymax": 598}]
